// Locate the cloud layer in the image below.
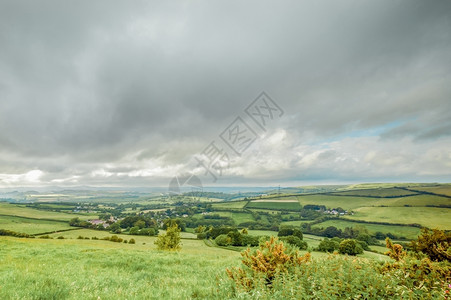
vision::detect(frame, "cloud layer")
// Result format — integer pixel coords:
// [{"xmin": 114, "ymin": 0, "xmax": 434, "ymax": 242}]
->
[{"xmin": 1, "ymin": 0, "xmax": 451, "ymax": 187}]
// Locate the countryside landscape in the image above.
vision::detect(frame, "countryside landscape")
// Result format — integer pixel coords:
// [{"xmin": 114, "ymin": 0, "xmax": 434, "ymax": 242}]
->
[
  {"xmin": 1, "ymin": 1, "xmax": 451, "ymax": 299},
  {"xmin": 1, "ymin": 183, "xmax": 450, "ymax": 298}
]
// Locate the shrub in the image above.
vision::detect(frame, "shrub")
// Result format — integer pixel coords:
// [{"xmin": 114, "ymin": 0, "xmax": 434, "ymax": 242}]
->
[
  {"xmin": 385, "ymin": 238, "xmax": 406, "ymax": 261},
  {"xmin": 226, "ymin": 237, "xmax": 310, "ymax": 290},
  {"xmin": 317, "ymin": 238, "xmax": 340, "ymax": 253},
  {"xmin": 215, "ymin": 234, "xmax": 232, "ymax": 246},
  {"xmin": 129, "ymin": 238, "xmax": 135, "ymax": 244},
  {"xmin": 57, "ymin": 236, "xmax": 64, "ymax": 239},
  {"xmin": 39, "ymin": 235, "xmax": 52, "ymax": 239},
  {"xmin": 338, "ymin": 239, "xmax": 363, "ymax": 256},
  {"xmin": 241, "ymin": 234, "xmax": 259, "ymax": 247},
  {"xmin": 196, "ymin": 232, "xmax": 207, "ymax": 240},
  {"xmin": 77, "ymin": 235, "xmax": 84, "ymax": 239},
  {"xmin": 154, "ymin": 223, "xmax": 181, "ymax": 251},
  {"xmin": 410, "ymin": 228, "xmax": 451, "ymax": 262}
]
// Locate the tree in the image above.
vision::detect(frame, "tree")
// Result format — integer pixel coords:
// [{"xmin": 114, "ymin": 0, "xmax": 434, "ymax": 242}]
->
[
  {"xmin": 317, "ymin": 238, "xmax": 340, "ymax": 253},
  {"xmin": 109, "ymin": 222, "xmax": 122, "ymax": 234},
  {"xmin": 280, "ymin": 236, "xmax": 308, "ymax": 250},
  {"xmin": 154, "ymin": 223, "xmax": 181, "ymax": 251},
  {"xmin": 338, "ymin": 239, "xmax": 363, "ymax": 256},
  {"xmin": 278, "ymin": 226, "xmax": 303, "ymax": 240},
  {"xmin": 129, "ymin": 226, "xmax": 139, "ymax": 235},
  {"xmin": 323, "ymin": 226, "xmax": 342, "ymax": 238}
]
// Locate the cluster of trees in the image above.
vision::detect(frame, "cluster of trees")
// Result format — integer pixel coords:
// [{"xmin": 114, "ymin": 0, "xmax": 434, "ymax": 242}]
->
[
  {"xmin": 316, "ymin": 237, "xmax": 364, "ymax": 255},
  {"xmin": 214, "ymin": 229, "xmax": 261, "ymax": 247},
  {"xmin": 302, "ymin": 223, "xmax": 394, "ymax": 243},
  {"xmin": 277, "ymin": 225, "xmax": 308, "ymax": 250}
]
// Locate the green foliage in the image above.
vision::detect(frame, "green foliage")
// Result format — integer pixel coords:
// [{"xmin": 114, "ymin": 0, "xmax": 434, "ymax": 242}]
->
[
  {"xmin": 317, "ymin": 238, "xmax": 340, "ymax": 253},
  {"xmin": 162, "ymin": 218, "xmax": 186, "ymax": 231},
  {"xmin": 277, "ymin": 226, "xmax": 303, "ymax": 240},
  {"xmin": 108, "ymin": 222, "xmax": 122, "ymax": 234},
  {"xmin": 410, "ymin": 228, "xmax": 451, "ymax": 262},
  {"xmin": 226, "ymin": 237, "xmax": 311, "ymax": 289},
  {"xmin": 129, "ymin": 238, "xmax": 135, "ymax": 244},
  {"xmin": 155, "ymin": 224, "xmax": 181, "ymax": 251},
  {"xmin": 0, "ymin": 229, "xmax": 32, "ymax": 238},
  {"xmin": 338, "ymin": 239, "xmax": 363, "ymax": 256},
  {"xmin": 215, "ymin": 234, "xmax": 232, "ymax": 247},
  {"xmin": 279, "ymin": 236, "xmax": 308, "ymax": 250},
  {"xmin": 69, "ymin": 217, "xmax": 91, "ymax": 228}
]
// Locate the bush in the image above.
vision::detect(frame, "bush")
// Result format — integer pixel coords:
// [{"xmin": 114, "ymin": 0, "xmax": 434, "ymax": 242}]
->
[
  {"xmin": 317, "ymin": 238, "xmax": 340, "ymax": 253},
  {"xmin": 154, "ymin": 223, "xmax": 181, "ymax": 251},
  {"xmin": 129, "ymin": 238, "xmax": 135, "ymax": 244},
  {"xmin": 410, "ymin": 228, "xmax": 451, "ymax": 262},
  {"xmin": 215, "ymin": 234, "xmax": 232, "ymax": 246},
  {"xmin": 57, "ymin": 236, "xmax": 64, "ymax": 239},
  {"xmin": 196, "ymin": 232, "xmax": 207, "ymax": 240},
  {"xmin": 241, "ymin": 234, "xmax": 259, "ymax": 247},
  {"xmin": 0, "ymin": 229, "xmax": 32, "ymax": 238},
  {"xmin": 226, "ymin": 237, "xmax": 311, "ymax": 289},
  {"xmin": 339, "ymin": 239, "xmax": 363, "ymax": 256}
]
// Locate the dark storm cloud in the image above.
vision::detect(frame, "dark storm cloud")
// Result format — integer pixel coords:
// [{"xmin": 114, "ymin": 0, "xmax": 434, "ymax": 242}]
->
[{"xmin": 0, "ymin": 0, "xmax": 450, "ymax": 186}]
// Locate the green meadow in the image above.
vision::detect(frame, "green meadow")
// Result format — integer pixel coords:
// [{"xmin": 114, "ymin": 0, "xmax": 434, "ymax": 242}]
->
[{"xmin": 346, "ymin": 206, "xmax": 451, "ymax": 229}]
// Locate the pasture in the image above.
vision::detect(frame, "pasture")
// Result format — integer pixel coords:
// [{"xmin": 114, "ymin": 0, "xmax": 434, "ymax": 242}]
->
[{"xmin": 346, "ymin": 206, "xmax": 451, "ymax": 229}]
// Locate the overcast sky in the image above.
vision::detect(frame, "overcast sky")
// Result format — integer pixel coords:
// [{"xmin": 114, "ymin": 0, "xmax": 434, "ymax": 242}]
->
[{"xmin": 1, "ymin": 0, "xmax": 451, "ymax": 188}]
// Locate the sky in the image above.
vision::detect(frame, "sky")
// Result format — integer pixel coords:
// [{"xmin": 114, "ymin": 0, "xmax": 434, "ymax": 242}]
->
[{"xmin": 0, "ymin": 0, "xmax": 451, "ymax": 188}]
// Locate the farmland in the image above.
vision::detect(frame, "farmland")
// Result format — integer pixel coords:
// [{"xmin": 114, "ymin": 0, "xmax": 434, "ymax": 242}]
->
[{"xmin": 0, "ymin": 183, "xmax": 450, "ymax": 299}]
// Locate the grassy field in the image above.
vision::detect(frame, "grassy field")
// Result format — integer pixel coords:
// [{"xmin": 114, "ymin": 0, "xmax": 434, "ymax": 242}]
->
[
  {"xmin": 0, "ymin": 203, "xmax": 94, "ymax": 221},
  {"xmin": 311, "ymin": 219, "xmax": 421, "ymax": 240},
  {"xmin": 297, "ymin": 194, "xmax": 387, "ymax": 210},
  {"xmin": 0, "ymin": 215, "xmax": 74, "ymax": 235},
  {"xmin": 211, "ymin": 211, "xmax": 255, "ymax": 224},
  {"xmin": 279, "ymin": 220, "xmax": 312, "ymax": 227},
  {"xmin": 329, "ymin": 187, "xmax": 418, "ymax": 197},
  {"xmin": 210, "ymin": 201, "xmax": 248, "ymax": 209},
  {"xmin": 346, "ymin": 207, "xmax": 451, "ymax": 229},
  {"xmin": 0, "ymin": 236, "xmax": 240, "ymax": 299},
  {"xmin": 375, "ymin": 194, "xmax": 451, "ymax": 207},
  {"xmin": 408, "ymin": 185, "xmax": 451, "ymax": 197},
  {"xmin": 245, "ymin": 201, "xmax": 301, "ymax": 211}
]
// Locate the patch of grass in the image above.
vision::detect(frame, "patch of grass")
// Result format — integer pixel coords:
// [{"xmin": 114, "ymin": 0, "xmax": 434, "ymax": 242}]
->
[
  {"xmin": 280, "ymin": 220, "xmax": 313, "ymax": 227},
  {"xmin": 211, "ymin": 211, "xmax": 254, "ymax": 224},
  {"xmin": 0, "ymin": 203, "xmax": 93, "ymax": 221},
  {"xmin": 297, "ymin": 194, "xmax": 387, "ymax": 210},
  {"xmin": 376, "ymin": 194, "xmax": 451, "ymax": 207},
  {"xmin": 330, "ymin": 188, "xmax": 418, "ymax": 197},
  {"xmin": 347, "ymin": 207, "xmax": 451, "ymax": 229},
  {"xmin": 0, "ymin": 237, "xmax": 239, "ymax": 299},
  {"xmin": 0, "ymin": 215, "xmax": 74, "ymax": 235},
  {"xmin": 408, "ymin": 184, "xmax": 451, "ymax": 197},
  {"xmin": 211, "ymin": 201, "xmax": 248, "ymax": 209}
]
